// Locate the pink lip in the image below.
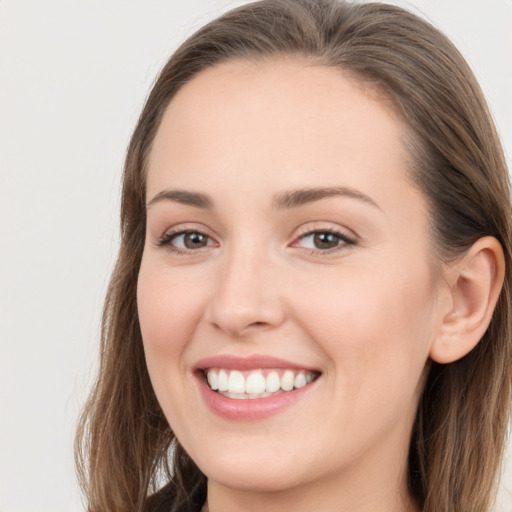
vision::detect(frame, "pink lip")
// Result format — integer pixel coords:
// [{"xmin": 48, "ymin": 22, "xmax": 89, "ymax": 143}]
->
[
  {"xmin": 195, "ymin": 374, "xmax": 316, "ymax": 421},
  {"xmin": 193, "ymin": 355, "xmax": 320, "ymax": 421},
  {"xmin": 194, "ymin": 354, "xmax": 318, "ymax": 372}
]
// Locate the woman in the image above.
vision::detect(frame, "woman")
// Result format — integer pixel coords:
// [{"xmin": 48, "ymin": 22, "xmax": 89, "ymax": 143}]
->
[{"xmin": 75, "ymin": 1, "xmax": 512, "ymax": 511}]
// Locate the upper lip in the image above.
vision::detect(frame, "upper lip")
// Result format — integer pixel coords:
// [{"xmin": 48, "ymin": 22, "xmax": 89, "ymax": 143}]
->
[{"xmin": 195, "ymin": 354, "xmax": 320, "ymax": 372}]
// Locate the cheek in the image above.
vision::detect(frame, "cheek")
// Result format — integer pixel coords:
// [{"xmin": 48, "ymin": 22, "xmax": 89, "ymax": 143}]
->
[
  {"xmin": 136, "ymin": 259, "xmax": 208, "ymax": 390},
  {"xmin": 294, "ymin": 261, "xmax": 435, "ymax": 407}
]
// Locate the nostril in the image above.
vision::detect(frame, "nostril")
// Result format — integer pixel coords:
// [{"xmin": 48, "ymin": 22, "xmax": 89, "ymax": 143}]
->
[{"xmin": 207, "ymin": 293, "xmax": 286, "ymax": 337}]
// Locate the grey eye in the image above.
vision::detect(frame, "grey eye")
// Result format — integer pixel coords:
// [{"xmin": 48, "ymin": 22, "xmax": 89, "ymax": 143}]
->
[
  {"xmin": 299, "ymin": 232, "xmax": 344, "ymax": 250},
  {"xmin": 312, "ymin": 232, "xmax": 342, "ymax": 249},
  {"xmin": 172, "ymin": 232, "xmax": 211, "ymax": 249}
]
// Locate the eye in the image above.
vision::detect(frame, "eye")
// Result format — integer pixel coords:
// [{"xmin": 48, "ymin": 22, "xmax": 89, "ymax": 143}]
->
[
  {"xmin": 157, "ymin": 229, "xmax": 216, "ymax": 252},
  {"xmin": 294, "ymin": 229, "xmax": 356, "ymax": 253}
]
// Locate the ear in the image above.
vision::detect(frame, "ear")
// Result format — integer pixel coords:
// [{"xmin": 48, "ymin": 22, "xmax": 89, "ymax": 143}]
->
[{"xmin": 430, "ymin": 236, "xmax": 505, "ymax": 364}]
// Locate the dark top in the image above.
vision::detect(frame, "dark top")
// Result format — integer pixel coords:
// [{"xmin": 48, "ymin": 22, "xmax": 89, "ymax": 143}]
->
[
  {"xmin": 146, "ymin": 484, "xmax": 175, "ymax": 512},
  {"xmin": 146, "ymin": 483, "xmax": 205, "ymax": 512}
]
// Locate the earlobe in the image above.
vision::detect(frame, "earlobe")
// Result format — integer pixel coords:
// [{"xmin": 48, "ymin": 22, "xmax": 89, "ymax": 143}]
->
[{"xmin": 430, "ymin": 236, "xmax": 505, "ymax": 364}]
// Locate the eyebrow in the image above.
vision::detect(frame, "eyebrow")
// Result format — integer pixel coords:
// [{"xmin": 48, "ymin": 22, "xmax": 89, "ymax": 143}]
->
[
  {"xmin": 146, "ymin": 186, "xmax": 381, "ymax": 211},
  {"xmin": 272, "ymin": 186, "xmax": 381, "ymax": 210},
  {"xmin": 147, "ymin": 189, "xmax": 213, "ymax": 209}
]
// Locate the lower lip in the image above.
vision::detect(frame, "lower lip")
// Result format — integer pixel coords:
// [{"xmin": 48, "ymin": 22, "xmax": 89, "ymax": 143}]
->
[{"xmin": 195, "ymin": 372, "xmax": 317, "ymax": 421}]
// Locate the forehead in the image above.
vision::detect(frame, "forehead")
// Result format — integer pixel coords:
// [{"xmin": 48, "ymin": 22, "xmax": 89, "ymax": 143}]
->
[{"xmin": 147, "ymin": 58, "xmax": 415, "ymax": 206}]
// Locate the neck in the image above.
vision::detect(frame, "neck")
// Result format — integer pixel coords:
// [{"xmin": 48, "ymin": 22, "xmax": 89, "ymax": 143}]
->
[
  {"xmin": 203, "ymin": 405, "xmax": 421, "ymax": 512},
  {"xmin": 204, "ymin": 457, "xmax": 420, "ymax": 512}
]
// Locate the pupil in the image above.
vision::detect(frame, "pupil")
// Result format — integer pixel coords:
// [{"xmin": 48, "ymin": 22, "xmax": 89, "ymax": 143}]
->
[
  {"xmin": 314, "ymin": 232, "xmax": 339, "ymax": 249},
  {"xmin": 184, "ymin": 233, "xmax": 206, "ymax": 249}
]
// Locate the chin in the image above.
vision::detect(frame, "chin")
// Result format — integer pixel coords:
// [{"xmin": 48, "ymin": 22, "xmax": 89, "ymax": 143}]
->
[
  {"xmin": 196, "ymin": 451, "xmax": 309, "ymax": 493},
  {"xmin": 208, "ymin": 470, "xmax": 303, "ymax": 494}
]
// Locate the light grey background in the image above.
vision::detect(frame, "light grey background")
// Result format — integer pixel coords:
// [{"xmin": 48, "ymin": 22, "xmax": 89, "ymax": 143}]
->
[{"xmin": 1, "ymin": 1, "xmax": 510, "ymax": 511}]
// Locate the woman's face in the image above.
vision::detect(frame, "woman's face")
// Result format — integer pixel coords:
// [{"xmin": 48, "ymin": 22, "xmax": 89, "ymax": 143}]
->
[{"xmin": 138, "ymin": 60, "xmax": 446, "ymax": 500}]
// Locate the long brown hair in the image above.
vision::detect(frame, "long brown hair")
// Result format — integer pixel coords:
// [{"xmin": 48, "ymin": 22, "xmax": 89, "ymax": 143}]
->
[{"xmin": 75, "ymin": 1, "xmax": 512, "ymax": 511}]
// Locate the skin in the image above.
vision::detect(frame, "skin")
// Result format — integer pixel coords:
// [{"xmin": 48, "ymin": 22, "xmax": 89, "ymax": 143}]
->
[{"xmin": 137, "ymin": 59, "xmax": 451, "ymax": 512}]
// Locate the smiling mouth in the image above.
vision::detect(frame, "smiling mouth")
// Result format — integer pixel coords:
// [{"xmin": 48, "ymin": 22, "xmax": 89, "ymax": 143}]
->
[{"xmin": 203, "ymin": 368, "xmax": 320, "ymax": 399}]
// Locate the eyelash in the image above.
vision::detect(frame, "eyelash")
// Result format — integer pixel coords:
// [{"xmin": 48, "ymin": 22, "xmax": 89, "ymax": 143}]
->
[
  {"xmin": 156, "ymin": 229, "xmax": 215, "ymax": 255},
  {"xmin": 157, "ymin": 226, "xmax": 357, "ymax": 257},
  {"xmin": 293, "ymin": 228, "xmax": 357, "ymax": 255}
]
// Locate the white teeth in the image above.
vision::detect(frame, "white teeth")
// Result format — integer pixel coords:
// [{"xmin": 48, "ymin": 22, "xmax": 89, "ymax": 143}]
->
[
  {"xmin": 294, "ymin": 372, "xmax": 306, "ymax": 389},
  {"xmin": 205, "ymin": 367, "xmax": 317, "ymax": 397},
  {"xmin": 281, "ymin": 370, "xmax": 294, "ymax": 391},
  {"xmin": 226, "ymin": 391, "xmax": 274, "ymax": 400},
  {"xmin": 225, "ymin": 392, "xmax": 247, "ymax": 400},
  {"xmin": 266, "ymin": 371, "xmax": 281, "ymax": 393},
  {"xmin": 217, "ymin": 369, "xmax": 229, "ymax": 392},
  {"xmin": 228, "ymin": 370, "xmax": 245, "ymax": 394},
  {"xmin": 245, "ymin": 371, "xmax": 266, "ymax": 394},
  {"xmin": 207, "ymin": 370, "xmax": 218, "ymax": 390}
]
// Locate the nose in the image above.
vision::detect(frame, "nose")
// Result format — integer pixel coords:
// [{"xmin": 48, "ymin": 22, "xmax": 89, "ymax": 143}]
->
[{"xmin": 206, "ymin": 241, "xmax": 286, "ymax": 338}]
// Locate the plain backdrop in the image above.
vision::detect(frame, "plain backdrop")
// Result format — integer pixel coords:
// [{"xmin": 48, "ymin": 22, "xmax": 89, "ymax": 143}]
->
[{"xmin": 1, "ymin": 1, "xmax": 511, "ymax": 511}]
